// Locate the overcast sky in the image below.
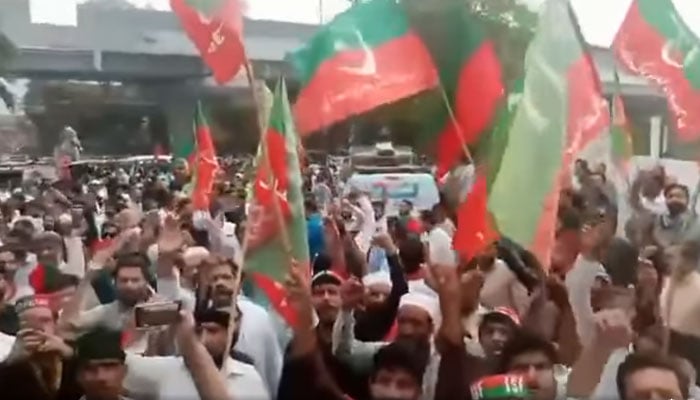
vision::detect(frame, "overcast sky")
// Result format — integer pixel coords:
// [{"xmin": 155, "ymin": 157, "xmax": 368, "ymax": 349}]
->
[{"xmin": 27, "ymin": 0, "xmax": 700, "ymax": 47}]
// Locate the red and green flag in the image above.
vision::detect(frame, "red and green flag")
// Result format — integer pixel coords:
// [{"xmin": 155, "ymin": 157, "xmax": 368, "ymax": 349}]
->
[
  {"xmin": 287, "ymin": 0, "xmax": 439, "ymax": 135},
  {"xmin": 487, "ymin": 0, "xmax": 609, "ymax": 265},
  {"xmin": 190, "ymin": 103, "xmax": 219, "ymax": 210},
  {"xmin": 613, "ymin": 0, "xmax": 700, "ymax": 142},
  {"xmin": 170, "ymin": 0, "xmax": 245, "ymax": 84},
  {"xmin": 453, "ymin": 80, "xmax": 524, "ymax": 261},
  {"xmin": 610, "ymin": 69, "xmax": 634, "ymax": 172},
  {"xmin": 405, "ymin": 0, "xmax": 505, "ymax": 177},
  {"xmin": 243, "ymin": 79, "xmax": 309, "ymax": 327}
]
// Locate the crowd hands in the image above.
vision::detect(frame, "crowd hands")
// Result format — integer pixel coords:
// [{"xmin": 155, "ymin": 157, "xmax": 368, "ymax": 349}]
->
[{"xmin": 0, "ymin": 158, "xmax": 697, "ymax": 400}]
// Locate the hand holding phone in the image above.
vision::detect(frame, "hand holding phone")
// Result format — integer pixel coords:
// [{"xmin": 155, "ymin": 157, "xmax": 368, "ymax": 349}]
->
[{"xmin": 134, "ymin": 301, "xmax": 182, "ymax": 329}]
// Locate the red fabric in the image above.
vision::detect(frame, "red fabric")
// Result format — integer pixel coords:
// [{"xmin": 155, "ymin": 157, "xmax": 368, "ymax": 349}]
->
[
  {"xmin": 192, "ymin": 122, "xmax": 220, "ymax": 210},
  {"xmin": 383, "ymin": 320, "xmax": 399, "ymax": 342},
  {"xmin": 613, "ymin": 0, "xmax": 700, "ymax": 142},
  {"xmin": 29, "ymin": 264, "xmax": 47, "ymax": 294},
  {"xmin": 293, "ymin": 33, "xmax": 439, "ymax": 135},
  {"xmin": 529, "ymin": 55, "xmax": 609, "ymax": 267},
  {"xmin": 405, "ymin": 218, "xmax": 423, "ymax": 234},
  {"xmin": 453, "ymin": 171, "xmax": 499, "ymax": 260},
  {"xmin": 170, "ymin": 0, "xmax": 245, "ymax": 84},
  {"xmin": 436, "ymin": 42, "xmax": 504, "ymax": 177},
  {"xmin": 249, "ymin": 272, "xmax": 298, "ymax": 328},
  {"xmin": 254, "ymin": 129, "xmax": 290, "ymax": 216}
]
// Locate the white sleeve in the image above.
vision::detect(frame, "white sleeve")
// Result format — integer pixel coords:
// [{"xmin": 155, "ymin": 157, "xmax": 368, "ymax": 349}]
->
[
  {"xmin": 123, "ymin": 354, "xmax": 176, "ymax": 398},
  {"xmin": 332, "ymin": 310, "xmax": 384, "ymax": 371},
  {"xmin": 565, "ymin": 255, "xmax": 604, "ymax": 346},
  {"xmin": 156, "ymin": 275, "xmax": 196, "ymax": 311},
  {"xmin": 62, "ymin": 236, "xmax": 86, "ymax": 278}
]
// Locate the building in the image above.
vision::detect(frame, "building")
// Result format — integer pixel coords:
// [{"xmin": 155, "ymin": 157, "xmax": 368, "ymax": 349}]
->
[{"xmin": 0, "ymin": 0, "xmax": 681, "ymax": 158}]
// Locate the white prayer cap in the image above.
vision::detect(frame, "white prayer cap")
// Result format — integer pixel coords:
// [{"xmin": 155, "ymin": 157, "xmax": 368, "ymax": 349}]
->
[
  {"xmin": 399, "ymin": 291, "xmax": 441, "ymax": 329},
  {"xmin": 362, "ymin": 270, "xmax": 392, "ymax": 290}
]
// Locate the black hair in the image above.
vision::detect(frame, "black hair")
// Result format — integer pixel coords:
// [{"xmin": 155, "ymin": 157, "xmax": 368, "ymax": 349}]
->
[
  {"xmin": 420, "ymin": 209, "xmax": 436, "ymax": 226},
  {"xmin": 371, "ymin": 340, "xmax": 428, "ymax": 385},
  {"xmin": 46, "ymin": 273, "xmax": 80, "ymax": 293},
  {"xmin": 616, "ymin": 352, "xmax": 689, "ymax": 400},
  {"xmin": 479, "ymin": 312, "xmax": 519, "ymax": 338},
  {"xmin": 304, "ymin": 197, "xmax": 319, "ymax": 214},
  {"xmin": 497, "ymin": 330, "xmax": 558, "ymax": 374},
  {"xmin": 663, "ymin": 183, "xmax": 690, "ymax": 199},
  {"xmin": 398, "ymin": 236, "xmax": 424, "ymax": 275},
  {"xmin": 113, "ymin": 252, "xmax": 151, "ymax": 280}
]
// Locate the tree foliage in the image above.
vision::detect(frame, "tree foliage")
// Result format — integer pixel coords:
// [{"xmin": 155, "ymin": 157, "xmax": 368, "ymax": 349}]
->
[{"xmin": 468, "ymin": 0, "xmax": 537, "ymax": 86}]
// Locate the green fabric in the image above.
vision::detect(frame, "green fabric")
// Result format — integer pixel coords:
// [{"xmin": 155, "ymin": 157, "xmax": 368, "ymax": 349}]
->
[
  {"xmin": 244, "ymin": 79, "xmax": 309, "ymax": 282},
  {"xmin": 637, "ymin": 0, "xmax": 700, "ymax": 88},
  {"xmin": 488, "ymin": 0, "xmax": 582, "ymax": 248},
  {"xmin": 475, "ymin": 78, "xmax": 524, "ymax": 190},
  {"xmin": 288, "ymin": 0, "xmax": 412, "ymax": 85},
  {"xmin": 91, "ymin": 269, "xmax": 116, "ymax": 305},
  {"xmin": 184, "ymin": 0, "xmax": 224, "ymax": 16},
  {"xmin": 403, "ymin": 0, "xmax": 492, "ymax": 145}
]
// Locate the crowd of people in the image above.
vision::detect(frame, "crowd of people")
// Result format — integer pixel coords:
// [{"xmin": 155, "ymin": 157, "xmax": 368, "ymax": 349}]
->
[{"xmin": 0, "ymin": 154, "xmax": 697, "ymax": 400}]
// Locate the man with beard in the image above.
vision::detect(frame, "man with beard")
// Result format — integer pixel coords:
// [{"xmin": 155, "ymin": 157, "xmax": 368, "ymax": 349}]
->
[
  {"xmin": 123, "ymin": 306, "xmax": 269, "ymax": 400},
  {"xmin": 156, "ymin": 247, "xmax": 283, "ymax": 398},
  {"xmin": 355, "ymin": 233, "xmax": 408, "ymax": 342},
  {"xmin": 63, "ymin": 253, "xmax": 151, "ymax": 352},
  {"xmin": 282, "ymin": 259, "xmax": 467, "ymax": 400},
  {"xmin": 652, "ymin": 183, "xmax": 698, "ymax": 248},
  {"xmin": 311, "ymin": 270, "xmax": 367, "ymax": 399},
  {"xmin": 0, "ymin": 294, "xmax": 82, "ymax": 400}
]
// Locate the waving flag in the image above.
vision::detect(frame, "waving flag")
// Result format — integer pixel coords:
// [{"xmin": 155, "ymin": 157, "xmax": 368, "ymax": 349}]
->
[
  {"xmin": 488, "ymin": 0, "xmax": 609, "ymax": 265},
  {"xmin": 613, "ymin": 0, "xmax": 700, "ymax": 141},
  {"xmin": 171, "ymin": 0, "xmax": 245, "ymax": 84},
  {"xmin": 244, "ymin": 79, "xmax": 309, "ymax": 327},
  {"xmin": 191, "ymin": 103, "xmax": 219, "ymax": 210},
  {"xmin": 288, "ymin": 0, "xmax": 439, "ymax": 135}
]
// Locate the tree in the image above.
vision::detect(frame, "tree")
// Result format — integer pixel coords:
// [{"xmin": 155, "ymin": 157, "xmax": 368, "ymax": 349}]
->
[
  {"xmin": 468, "ymin": 0, "xmax": 537, "ymax": 86},
  {"xmin": 342, "ymin": 0, "xmax": 536, "ymax": 85}
]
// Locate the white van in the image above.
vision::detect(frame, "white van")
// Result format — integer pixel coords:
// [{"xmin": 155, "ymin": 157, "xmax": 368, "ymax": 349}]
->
[{"xmin": 344, "ymin": 170, "xmax": 440, "ymax": 216}]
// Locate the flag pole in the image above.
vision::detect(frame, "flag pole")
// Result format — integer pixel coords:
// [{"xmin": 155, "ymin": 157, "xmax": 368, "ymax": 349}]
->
[
  {"xmin": 241, "ymin": 59, "xmax": 294, "ymax": 256},
  {"xmin": 437, "ymin": 84, "xmax": 475, "ymax": 166}
]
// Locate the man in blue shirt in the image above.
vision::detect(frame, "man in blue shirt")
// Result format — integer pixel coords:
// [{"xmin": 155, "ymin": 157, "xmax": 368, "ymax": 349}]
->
[{"xmin": 305, "ymin": 198, "xmax": 325, "ymax": 262}]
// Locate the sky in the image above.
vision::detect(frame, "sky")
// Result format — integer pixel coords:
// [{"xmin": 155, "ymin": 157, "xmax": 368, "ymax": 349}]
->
[{"xmin": 24, "ymin": 0, "xmax": 700, "ymax": 47}]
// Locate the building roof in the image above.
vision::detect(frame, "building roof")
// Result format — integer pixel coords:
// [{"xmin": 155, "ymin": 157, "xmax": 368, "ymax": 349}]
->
[{"xmin": 0, "ymin": 0, "xmax": 317, "ymax": 61}]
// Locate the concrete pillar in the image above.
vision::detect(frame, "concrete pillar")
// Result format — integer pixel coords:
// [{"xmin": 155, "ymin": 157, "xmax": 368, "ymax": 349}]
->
[{"xmin": 649, "ymin": 115, "xmax": 663, "ymax": 159}]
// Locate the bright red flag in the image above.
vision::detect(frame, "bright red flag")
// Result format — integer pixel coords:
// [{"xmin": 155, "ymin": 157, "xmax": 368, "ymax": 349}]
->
[
  {"xmin": 191, "ymin": 103, "xmax": 219, "ymax": 210},
  {"xmin": 171, "ymin": 0, "xmax": 245, "ymax": 84},
  {"xmin": 454, "ymin": 171, "xmax": 499, "ymax": 260}
]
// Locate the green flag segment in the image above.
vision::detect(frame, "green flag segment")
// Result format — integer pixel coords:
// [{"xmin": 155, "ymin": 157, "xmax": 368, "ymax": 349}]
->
[
  {"xmin": 243, "ymin": 79, "xmax": 309, "ymax": 327},
  {"xmin": 404, "ymin": 0, "xmax": 505, "ymax": 177},
  {"xmin": 487, "ymin": 0, "xmax": 609, "ymax": 265}
]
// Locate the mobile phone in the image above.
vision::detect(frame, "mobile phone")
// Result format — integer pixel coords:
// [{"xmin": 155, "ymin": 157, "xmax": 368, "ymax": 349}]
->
[{"xmin": 134, "ymin": 301, "xmax": 181, "ymax": 329}]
